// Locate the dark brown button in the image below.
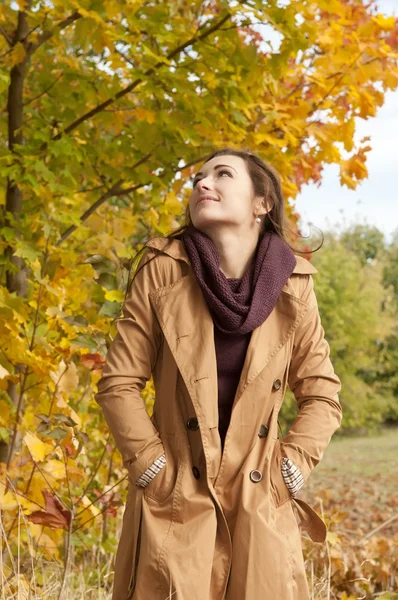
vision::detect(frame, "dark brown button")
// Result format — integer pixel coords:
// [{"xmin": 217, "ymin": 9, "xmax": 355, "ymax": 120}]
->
[
  {"xmin": 186, "ymin": 417, "xmax": 199, "ymax": 431},
  {"xmin": 258, "ymin": 424, "xmax": 269, "ymax": 438},
  {"xmin": 192, "ymin": 466, "xmax": 200, "ymax": 479},
  {"xmin": 272, "ymin": 378, "xmax": 282, "ymax": 391},
  {"xmin": 249, "ymin": 469, "xmax": 263, "ymax": 483}
]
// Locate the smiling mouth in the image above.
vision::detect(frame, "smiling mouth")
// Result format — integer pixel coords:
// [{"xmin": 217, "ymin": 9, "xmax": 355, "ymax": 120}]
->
[{"xmin": 198, "ymin": 198, "xmax": 218, "ymax": 204}]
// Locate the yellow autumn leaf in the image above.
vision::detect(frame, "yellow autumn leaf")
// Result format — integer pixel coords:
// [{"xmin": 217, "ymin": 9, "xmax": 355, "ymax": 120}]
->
[
  {"xmin": 87, "ymin": 214, "xmax": 103, "ymax": 232},
  {"xmin": 43, "ymin": 459, "xmax": 66, "ymax": 480},
  {"xmin": 104, "ymin": 289, "xmax": 125, "ymax": 302},
  {"xmin": 104, "ymin": 0, "xmax": 120, "ymax": 19},
  {"xmin": 27, "ymin": 472, "xmax": 48, "ymax": 507},
  {"xmin": 51, "ymin": 360, "xmax": 78, "ymax": 394},
  {"xmin": 23, "ymin": 432, "xmax": 53, "ymax": 462},
  {"xmin": 340, "ymin": 172, "xmax": 357, "ymax": 189},
  {"xmin": 318, "ymin": 0, "xmax": 346, "ymax": 16},
  {"xmin": 0, "ymin": 482, "xmax": 18, "ymax": 511},
  {"xmin": 372, "ymin": 14, "xmax": 395, "ymax": 31},
  {"xmin": 162, "ymin": 194, "xmax": 182, "ymax": 216},
  {"xmin": 281, "ymin": 179, "xmax": 298, "ymax": 199},
  {"xmin": 255, "ymin": 133, "xmax": 286, "ymax": 148},
  {"xmin": 77, "ymin": 495, "xmax": 101, "ymax": 528},
  {"xmin": 0, "ymin": 480, "xmax": 37, "ymax": 513},
  {"xmin": 71, "ymin": 407, "xmax": 81, "ymax": 427},
  {"xmin": 135, "ymin": 108, "xmax": 157, "ymax": 124},
  {"xmin": 73, "ymin": 6, "xmax": 106, "ymax": 24},
  {"xmin": 30, "ymin": 529, "xmax": 59, "ymax": 560},
  {"xmin": 142, "ymin": 43, "xmax": 171, "ymax": 65}
]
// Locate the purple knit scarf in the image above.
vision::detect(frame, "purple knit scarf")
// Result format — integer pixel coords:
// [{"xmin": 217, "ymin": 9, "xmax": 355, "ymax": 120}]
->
[{"xmin": 179, "ymin": 224, "xmax": 297, "ymax": 335}]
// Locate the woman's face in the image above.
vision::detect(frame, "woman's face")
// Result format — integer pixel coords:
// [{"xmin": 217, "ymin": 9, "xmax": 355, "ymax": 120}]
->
[{"xmin": 189, "ymin": 155, "xmax": 263, "ymax": 235}]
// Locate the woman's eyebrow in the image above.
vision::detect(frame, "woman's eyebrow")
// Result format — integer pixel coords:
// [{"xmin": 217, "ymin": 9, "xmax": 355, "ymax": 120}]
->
[{"xmin": 194, "ymin": 164, "xmax": 238, "ymax": 178}]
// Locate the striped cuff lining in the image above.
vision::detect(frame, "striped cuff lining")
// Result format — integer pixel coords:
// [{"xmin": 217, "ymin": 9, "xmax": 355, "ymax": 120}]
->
[
  {"xmin": 135, "ymin": 453, "xmax": 166, "ymax": 488},
  {"xmin": 281, "ymin": 457, "xmax": 305, "ymax": 496}
]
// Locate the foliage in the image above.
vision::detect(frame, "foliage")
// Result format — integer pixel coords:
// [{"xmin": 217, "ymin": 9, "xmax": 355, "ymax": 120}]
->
[
  {"xmin": 280, "ymin": 226, "xmax": 398, "ymax": 434},
  {"xmin": 0, "ymin": 0, "xmax": 397, "ymax": 592}
]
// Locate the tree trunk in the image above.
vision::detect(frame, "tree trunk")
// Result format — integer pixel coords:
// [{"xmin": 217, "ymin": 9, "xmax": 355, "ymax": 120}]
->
[{"xmin": 0, "ymin": 9, "xmax": 31, "ymax": 467}]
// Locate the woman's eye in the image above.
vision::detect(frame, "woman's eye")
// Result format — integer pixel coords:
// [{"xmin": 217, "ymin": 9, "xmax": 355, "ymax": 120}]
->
[{"xmin": 193, "ymin": 170, "xmax": 231, "ymax": 187}]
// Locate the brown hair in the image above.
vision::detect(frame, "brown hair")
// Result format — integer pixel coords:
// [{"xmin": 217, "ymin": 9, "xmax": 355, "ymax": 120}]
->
[{"xmin": 125, "ymin": 146, "xmax": 322, "ymax": 295}]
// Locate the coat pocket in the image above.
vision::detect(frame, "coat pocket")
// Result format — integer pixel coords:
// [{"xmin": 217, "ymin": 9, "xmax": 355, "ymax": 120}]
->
[
  {"xmin": 143, "ymin": 433, "xmax": 180, "ymax": 504},
  {"xmin": 268, "ymin": 442, "xmax": 328, "ymax": 542},
  {"xmin": 269, "ymin": 439, "xmax": 292, "ymax": 508}
]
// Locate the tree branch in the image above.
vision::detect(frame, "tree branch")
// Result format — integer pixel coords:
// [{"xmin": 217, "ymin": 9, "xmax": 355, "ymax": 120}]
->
[
  {"xmin": 0, "ymin": 26, "xmax": 13, "ymax": 46},
  {"xmin": 310, "ymin": 51, "xmax": 363, "ymax": 114},
  {"xmin": 57, "ymin": 151, "xmax": 212, "ymax": 245},
  {"xmin": 26, "ymin": 11, "xmax": 81, "ymax": 56},
  {"xmin": 23, "ymin": 72, "xmax": 63, "ymax": 106},
  {"xmin": 248, "ymin": 51, "xmax": 368, "ymax": 134},
  {"xmin": 75, "ymin": 434, "xmax": 111, "ymax": 507},
  {"xmin": 56, "ymin": 178, "xmax": 124, "ymax": 246},
  {"xmin": 52, "ymin": 11, "xmax": 232, "ymax": 140}
]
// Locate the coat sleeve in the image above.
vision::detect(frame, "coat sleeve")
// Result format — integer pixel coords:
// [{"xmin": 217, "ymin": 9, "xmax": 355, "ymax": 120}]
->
[
  {"xmin": 94, "ymin": 248, "xmax": 166, "ymax": 484},
  {"xmin": 283, "ymin": 273, "xmax": 342, "ymax": 482}
]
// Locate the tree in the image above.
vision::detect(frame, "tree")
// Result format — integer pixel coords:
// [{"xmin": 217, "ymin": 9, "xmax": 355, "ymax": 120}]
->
[
  {"xmin": 340, "ymin": 223, "xmax": 386, "ymax": 266},
  {"xmin": 280, "ymin": 228, "xmax": 397, "ymax": 433},
  {"xmin": 0, "ymin": 0, "xmax": 397, "ymax": 589}
]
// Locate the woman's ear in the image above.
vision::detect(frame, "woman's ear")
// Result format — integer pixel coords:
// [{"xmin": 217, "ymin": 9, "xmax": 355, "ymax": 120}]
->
[{"xmin": 254, "ymin": 196, "xmax": 272, "ymax": 216}]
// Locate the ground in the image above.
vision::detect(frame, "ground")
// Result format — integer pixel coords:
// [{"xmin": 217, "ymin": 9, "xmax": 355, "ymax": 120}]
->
[{"xmin": 297, "ymin": 427, "xmax": 398, "ymax": 599}]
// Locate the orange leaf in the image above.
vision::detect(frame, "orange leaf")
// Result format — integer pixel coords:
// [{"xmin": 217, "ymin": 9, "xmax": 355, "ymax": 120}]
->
[
  {"xmin": 80, "ymin": 353, "xmax": 106, "ymax": 370},
  {"xmin": 27, "ymin": 490, "xmax": 71, "ymax": 529}
]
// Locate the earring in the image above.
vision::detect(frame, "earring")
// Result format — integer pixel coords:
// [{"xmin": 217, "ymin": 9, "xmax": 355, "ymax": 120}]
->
[{"xmin": 255, "ymin": 215, "xmax": 261, "ymax": 223}]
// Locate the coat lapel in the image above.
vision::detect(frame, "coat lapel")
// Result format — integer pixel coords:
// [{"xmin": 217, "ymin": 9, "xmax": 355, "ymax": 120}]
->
[
  {"xmin": 149, "ymin": 268, "xmax": 310, "ymax": 429},
  {"xmin": 150, "ymin": 273, "xmax": 219, "ymax": 427},
  {"xmin": 236, "ymin": 289, "xmax": 309, "ymax": 402}
]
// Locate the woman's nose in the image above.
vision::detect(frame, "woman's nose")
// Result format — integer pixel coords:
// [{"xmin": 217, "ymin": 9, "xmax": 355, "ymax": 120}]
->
[{"xmin": 197, "ymin": 178, "xmax": 211, "ymax": 191}]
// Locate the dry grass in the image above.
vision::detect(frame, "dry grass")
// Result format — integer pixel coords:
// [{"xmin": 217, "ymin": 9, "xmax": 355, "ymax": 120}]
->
[
  {"xmin": 1, "ymin": 428, "xmax": 397, "ymax": 599},
  {"xmin": 299, "ymin": 426, "xmax": 398, "ymax": 599}
]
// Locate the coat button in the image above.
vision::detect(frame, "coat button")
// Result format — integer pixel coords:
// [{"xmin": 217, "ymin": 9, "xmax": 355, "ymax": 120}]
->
[
  {"xmin": 272, "ymin": 378, "xmax": 282, "ymax": 391},
  {"xmin": 192, "ymin": 466, "xmax": 200, "ymax": 479},
  {"xmin": 258, "ymin": 424, "xmax": 269, "ymax": 438},
  {"xmin": 249, "ymin": 469, "xmax": 263, "ymax": 483},
  {"xmin": 186, "ymin": 417, "xmax": 199, "ymax": 431}
]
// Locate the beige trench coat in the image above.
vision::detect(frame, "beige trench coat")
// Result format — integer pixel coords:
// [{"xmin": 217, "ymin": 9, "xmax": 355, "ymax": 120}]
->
[{"xmin": 95, "ymin": 236, "xmax": 342, "ymax": 600}]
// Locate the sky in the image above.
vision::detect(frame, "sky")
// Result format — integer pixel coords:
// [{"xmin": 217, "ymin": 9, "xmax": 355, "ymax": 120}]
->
[
  {"xmin": 295, "ymin": 89, "xmax": 398, "ymax": 246},
  {"xmin": 294, "ymin": 0, "xmax": 398, "ymax": 245},
  {"xmin": 251, "ymin": 0, "xmax": 398, "ymax": 245}
]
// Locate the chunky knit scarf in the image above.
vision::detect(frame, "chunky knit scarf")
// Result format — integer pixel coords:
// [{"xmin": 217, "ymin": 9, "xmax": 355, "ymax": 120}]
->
[{"xmin": 179, "ymin": 224, "xmax": 297, "ymax": 335}]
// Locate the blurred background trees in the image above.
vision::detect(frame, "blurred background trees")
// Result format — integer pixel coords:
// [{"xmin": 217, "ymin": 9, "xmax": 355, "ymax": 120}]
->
[{"xmin": 280, "ymin": 223, "xmax": 398, "ymax": 433}]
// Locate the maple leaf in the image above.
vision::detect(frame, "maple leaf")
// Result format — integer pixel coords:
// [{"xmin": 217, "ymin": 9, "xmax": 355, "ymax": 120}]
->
[
  {"xmin": 80, "ymin": 353, "xmax": 106, "ymax": 370},
  {"xmin": 27, "ymin": 490, "xmax": 71, "ymax": 530}
]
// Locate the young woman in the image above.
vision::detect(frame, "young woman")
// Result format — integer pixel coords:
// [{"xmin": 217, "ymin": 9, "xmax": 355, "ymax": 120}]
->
[{"xmin": 95, "ymin": 147, "xmax": 342, "ymax": 600}]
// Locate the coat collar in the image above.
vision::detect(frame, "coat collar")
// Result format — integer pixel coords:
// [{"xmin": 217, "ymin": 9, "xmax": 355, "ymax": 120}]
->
[
  {"xmin": 146, "ymin": 235, "xmax": 318, "ymax": 275},
  {"xmin": 147, "ymin": 235, "xmax": 316, "ymax": 436}
]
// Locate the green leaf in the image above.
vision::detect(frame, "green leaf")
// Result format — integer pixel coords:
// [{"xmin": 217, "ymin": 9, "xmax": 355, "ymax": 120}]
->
[
  {"xmin": 99, "ymin": 301, "xmax": 121, "ymax": 318},
  {"xmin": 45, "ymin": 428, "xmax": 68, "ymax": 441},
  {"xmin": 14, "ymin": 242, "xmax": 41, "ymax": 263},
  {"xmin": 53, "ymin": 413, "xmax": 78, "ymax": 427}
]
